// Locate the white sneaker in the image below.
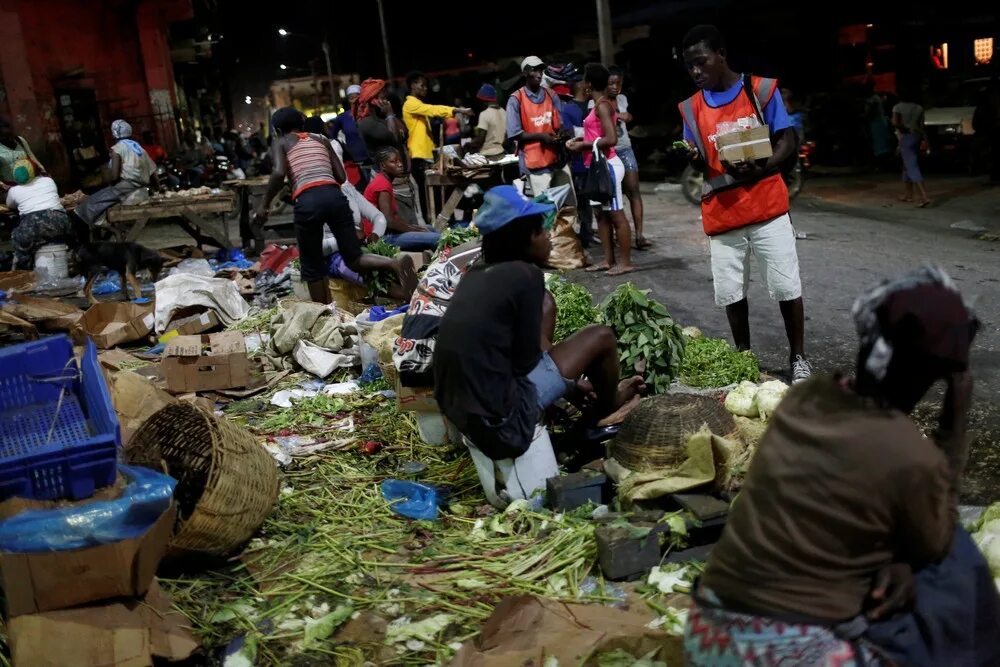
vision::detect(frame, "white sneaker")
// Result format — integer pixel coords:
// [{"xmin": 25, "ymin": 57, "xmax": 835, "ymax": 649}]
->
[{"xmin": 791, "ymin": 355, "xmax": 812, "ymax": 384}]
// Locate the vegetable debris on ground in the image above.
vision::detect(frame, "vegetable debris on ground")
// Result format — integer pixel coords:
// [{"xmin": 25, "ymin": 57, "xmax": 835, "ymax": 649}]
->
[
  {"xmin": 601, "ymin": 283, "xmax": 686, "ymax": 394},
  {"xmin": 678, "ymin": 336, "xmax": 760, "ymax": 388},
  {"xmin": 545, "ymin": 274, "xmax": 601, "ymax": 344},
  {"xmin": 158, "ymin": 384, "xmax": 679, "ymax": 665},
  {"xmin": 364, "ymin": 239, "xmax": 401, "ymax": 299}
]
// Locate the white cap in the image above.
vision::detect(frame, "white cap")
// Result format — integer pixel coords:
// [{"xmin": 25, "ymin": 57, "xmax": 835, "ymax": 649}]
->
[
  {"xmin": 521, "ymin": 55, "xmax": 544, "ymax": 71},
  {"xmin": 346, "ymin": 84, "xmax": 361, "ymax": 96}
]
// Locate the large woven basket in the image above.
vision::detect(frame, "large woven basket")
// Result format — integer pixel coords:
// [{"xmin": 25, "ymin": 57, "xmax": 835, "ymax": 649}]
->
[
  {"xmin": 610, "ymin": 394, "xmax": 738, "ymax": 472},
  {"xmin": 125, "ymin": 403, "xmax": 280, "ymax": 557}
]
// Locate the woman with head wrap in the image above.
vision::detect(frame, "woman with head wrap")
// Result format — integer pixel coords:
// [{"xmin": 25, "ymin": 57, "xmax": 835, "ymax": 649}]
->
[
  {"xmin": 0, "ymin": 115, "xmax": 45, "ymax": 187},
  {"xmin": 74, "ymin": 120, "xmax": 159, "ymax": 226},
  {"xmin": 4, "ymin": 159, "xmax": 73, "ymax": 269},
  {"xmin": 684, "ymin": 266, "xmax": 999, "ymax": 667},
  {"xmin": 255, "ymin": 107, "xmax": 417, "ymax": 304},
  {"xmin": 355, "ymin": 78, "xmax": 408, "ymax": 169}
]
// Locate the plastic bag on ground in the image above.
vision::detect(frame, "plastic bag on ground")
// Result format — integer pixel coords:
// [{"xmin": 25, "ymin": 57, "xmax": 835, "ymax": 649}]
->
[
  {"xmin": 170, "ymin": 258, "xmax": 215, "ymax": 278},
  {"xmin": 381, "ymin": 480, "xmax": 439, "ymax": 520},
  {"xmin": 154, "ymin": 273, "xmax": 250, "ymax": 333},
  {"xmin": 0, "ymin": 465, "xmax": 176, "ymax": 552},
  {"xmin": 92, "ymin": 271, "xmax": 123, "ymax": 295}
]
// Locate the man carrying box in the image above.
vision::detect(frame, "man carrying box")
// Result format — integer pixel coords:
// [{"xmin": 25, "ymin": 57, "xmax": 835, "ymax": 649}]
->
[{"xmin": 679, "ymin": 24, "xmax": 811, "ymax": 383}]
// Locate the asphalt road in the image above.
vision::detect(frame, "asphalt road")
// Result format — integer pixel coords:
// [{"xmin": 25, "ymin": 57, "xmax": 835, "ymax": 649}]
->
[{"xmin": 571, "ymin": 183, "xmax": 1000, "ymax": 504}]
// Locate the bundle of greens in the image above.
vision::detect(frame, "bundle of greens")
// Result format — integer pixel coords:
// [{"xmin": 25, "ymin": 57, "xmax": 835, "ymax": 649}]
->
[
  {"xmin": 545, "ymin": 274, "xmax": 601, "ymax": 344},
  {"xmin": 434, "ymin": 225, "xmax": 480, "ymax": 258},
  {"xmin": 364, "ymin": 239, "xmax": 400, "ymax": 299},
  {"xmin": 600, "ymin": 283, "xmax": 686, "ymax": 394},
  {"xmin": 678, "ymin": 336, "xmax": 760, "ymax": 388}
]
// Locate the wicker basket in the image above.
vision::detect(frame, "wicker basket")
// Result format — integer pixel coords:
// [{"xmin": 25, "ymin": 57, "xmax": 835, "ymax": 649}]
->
[
  {"xmin": 125, "ymin": 403, "xmax": 280, "ymax": 557},
  {"xmin": 610, "ymin": 394, "xmax": 738, "ymax": 472}
]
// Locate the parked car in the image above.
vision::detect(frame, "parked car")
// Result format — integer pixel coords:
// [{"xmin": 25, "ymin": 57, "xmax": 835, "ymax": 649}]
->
[{"xmin": 924, "ymin": 77, "xmax": 990, "ymax": 172}]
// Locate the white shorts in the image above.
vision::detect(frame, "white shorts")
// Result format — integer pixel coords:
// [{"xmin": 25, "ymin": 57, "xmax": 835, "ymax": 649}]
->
[
  {"xmin": 589, "ymin": 154, "xmax": 625, "ymax": 212},
  {"xmin": 709, "ymin": 213, "xmax": 802, "ymax": 307}
]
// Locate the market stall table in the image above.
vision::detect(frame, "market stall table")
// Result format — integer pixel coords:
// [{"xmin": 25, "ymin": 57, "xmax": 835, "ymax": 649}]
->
[
  {"xmin": 223, "ymin": 176, "xmax": 273, "ymax": 254},
  {"xmin": 106, "ymin": 191, "xmax": 236, "ymax": 249},
  {"xmin": 424, "ymin": 156, "xmax": 518, "ymax": 230}
]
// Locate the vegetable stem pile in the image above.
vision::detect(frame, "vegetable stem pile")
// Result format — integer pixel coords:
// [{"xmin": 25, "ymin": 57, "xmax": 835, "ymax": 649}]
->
[{"xmin": 679, "ymin": 336, "xmax": 760, "ymax": 388}]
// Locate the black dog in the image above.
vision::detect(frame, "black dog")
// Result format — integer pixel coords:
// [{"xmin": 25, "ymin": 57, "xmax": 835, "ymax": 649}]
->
[{"xmin": 75, "ymin": 242, "xmax": 164, "ymax": 304}]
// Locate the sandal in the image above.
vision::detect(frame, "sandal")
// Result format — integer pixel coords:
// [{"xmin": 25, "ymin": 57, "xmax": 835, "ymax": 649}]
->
[
  {"xmin": 916, "ymin": 200, "xmax": 932, "ymax": 208},
  {"xmin": 585, "ymin": 263, "xmax": 611, "ymax": 273},
  {"xmin": 606, "ymin": 265, "xmax": 635, "ymax": 277}
]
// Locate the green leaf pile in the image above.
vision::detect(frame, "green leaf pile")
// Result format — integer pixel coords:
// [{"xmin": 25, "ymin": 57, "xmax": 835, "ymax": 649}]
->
[
  {"xmin": 434, "ymin": 225, "xmax": 480, "ymax": 258},
  {"xmin": 364, "ymin": 238, "xmax": 400, "ymax": 299},
  {"xmin": 545, "ymin": 274, "xmax": 601, "ymax": 344},
  {"xmin": 678, "ymin": 336, "xmax": 760, "ymax": 388},
  {"xmin": 600, "ymin": 283, "xmax": 686, "ymax": 394}
]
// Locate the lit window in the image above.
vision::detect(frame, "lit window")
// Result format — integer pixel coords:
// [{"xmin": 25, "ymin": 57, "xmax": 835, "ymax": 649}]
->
[
  {"xmin": 974, "ymin": 37, "xmax": 993, "ymax": 65},
  {"xmin": 930, "ymin": 43, "xmax": 948, "ymax": 69}
]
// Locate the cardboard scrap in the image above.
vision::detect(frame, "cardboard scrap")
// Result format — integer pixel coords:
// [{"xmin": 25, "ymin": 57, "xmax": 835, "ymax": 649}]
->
[
  {"xmin": 716, "ymin": 125, "xmax": 774, "ymax": 163},
  {"xmin": 109, "ymin": 371, "xmax": 177, "ymax": 445},
  {"xmin": 7, "ymin": 580, "xmax": 198, "ymax": 667},
  {"xmin": 396, "ymin": 380, "xmax": 439, "ymax": 413},
  {"xmin": 0, "ymin": 310, "xmax": 38, "ymax": 338},
  {"xmin": 162, "ymin": 331, "xmax": 249, "ymax": 393},
  {"xmin": 74, "ymin": 302, "xmax": 155, "ymax": 349},
  {"xmin": 0, "ymin": 503, "xmax": 176, "ymax": 617},
  {"xmin": 164, "ymin": 308, "xmax": 221, "ymax": 336},
  {"xmin": 0, "ymin": 270, "xmax": 35, "ymax": 292},
  {"xmin": 449, "ymin": 595, "xmax": 682, "ymax": 667},
  {"xmin": 1, "ymin": 295, "xmax": 81, "ymax": 332}
]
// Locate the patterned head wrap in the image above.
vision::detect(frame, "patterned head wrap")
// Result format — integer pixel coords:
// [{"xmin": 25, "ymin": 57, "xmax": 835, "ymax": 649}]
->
[
  {"xmin": 11, "ymin": 158, "xmax": 34, "ymax": 185},
  {"xmin": 111, "ymin": 119, "xmax": 133, "ymax": 139},
  {"xmin": 851, "ymin": 265, "xmax": 977, "ymax": 380},
  {"xmin": 354, "ymin": 78, "xmax": 387, "ymax": 121}
]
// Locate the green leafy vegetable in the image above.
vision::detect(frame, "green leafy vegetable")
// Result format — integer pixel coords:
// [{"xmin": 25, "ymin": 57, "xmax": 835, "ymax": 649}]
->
[
  {"xmin": 434, "ymin": 224, "xmax": 480, "ymax": 258},
  {"xmin": 364, "ymin": 238, "xmax": 400, "ymax": 299},
  {"xmin": 545, "ymin": 274, "xmax": 601, "ymax": 343},
  {"xmin": 678, "ymin": 336, "xmax": 760, "ymax": 388},
  {"xmin": 600, "ymin": 283, "xmax": 686, "ymax": 394}
]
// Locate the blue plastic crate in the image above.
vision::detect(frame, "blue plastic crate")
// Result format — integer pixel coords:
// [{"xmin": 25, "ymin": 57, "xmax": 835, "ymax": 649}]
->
[{"xmin": 0, "ymin": 335, "xmax": 120, "ymax": 500}]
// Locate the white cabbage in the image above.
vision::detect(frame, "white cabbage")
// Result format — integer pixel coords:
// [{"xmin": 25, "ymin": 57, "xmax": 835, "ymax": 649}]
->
[{"xmin": 724, "ymin": 381, "xmax": 760, "ymax": 417}]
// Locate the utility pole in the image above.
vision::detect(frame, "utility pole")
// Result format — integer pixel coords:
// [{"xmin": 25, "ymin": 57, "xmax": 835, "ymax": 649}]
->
[
  {"xmin": 322, "ymin": 38, "xmax": 338, "ymax": 110},
  {"xmin": 596, "ymin": 0, "xmax": 614, "ymax": 66},
  {"xmin": 377, "ymin": 0, "xmax": 394, "ymax": 80}
]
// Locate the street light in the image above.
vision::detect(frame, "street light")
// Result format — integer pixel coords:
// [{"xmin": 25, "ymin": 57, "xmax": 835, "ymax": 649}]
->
[
  {"xmin": 276, "ymin": 28, "xmax": 338, "ymax": 109},
  {"xmin": 245, "ymin": 96, "xmax": 252, "ymax": 105},
  {"xmin": 279, "ymin": 64, "xmax": 288, "ymax": 70},
  {"xmin": 278, "ymin": 28, "xmax": 289, "ymax": 36}
]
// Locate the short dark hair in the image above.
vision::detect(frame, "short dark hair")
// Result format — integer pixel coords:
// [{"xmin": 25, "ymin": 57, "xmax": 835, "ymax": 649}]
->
[
  {"xmin": 608, "ymin": 65, "xmax": 624, "ymax": 79},
  {"xmin": 584, "ymin": 63, "xmax": 610, "ymax": 92},
  {"xmin": 682, "ymin": 24, "xmax": 726, "ymax": 52},
  {"xmin": 405, "ymin": 71, "xmax": 426, "ymax": 89},
  {"xmin": 271, "ymin": 107, "xmax": 305, "ymax": 134},
  {"xmin": 481, "ymin": 214, "xmax": 544, "ymax": 264},
  {"xmin": 303, "ymin": 115, "xmax": 327, "ymax": 136},
  {"xmin": 373, "ymin": 146, "xmax": 400, "ymax": 168}
]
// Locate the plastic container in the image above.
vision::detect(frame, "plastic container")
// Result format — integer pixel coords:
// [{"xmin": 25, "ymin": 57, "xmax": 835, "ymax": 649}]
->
[
  {"xmin": 415, "ymin": 412, "xmax": 462, "ymax": 446},
  {"xmin": 463, "ymin": 424, "xmax": 558, "ymax": 509},
  {"xmin": 289, "ymin": 268, "xmax": 310, "ymax": 300},
  {"xmin": 355, "ymin": 309, "xmax": 379, "ymax": 374},
  {"xmin": 33, "ymin": 243, "xmax": 69, "ymax": 281},
  {"xmin": 0, "ymin": 335, "xmax": 120, "ymax": 501}
]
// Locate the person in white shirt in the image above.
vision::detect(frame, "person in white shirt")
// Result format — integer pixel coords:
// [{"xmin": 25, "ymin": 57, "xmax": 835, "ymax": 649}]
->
[{"xmin": 5, "ymin": 159, "xmax": 72, "ymax": 269}]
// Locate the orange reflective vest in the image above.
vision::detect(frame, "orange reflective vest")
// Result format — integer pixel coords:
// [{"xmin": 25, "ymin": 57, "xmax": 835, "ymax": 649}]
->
[
  {"xmin": 678, "ymin": 76, "xmax": 789, "ymax": 236},
  {"xmin": 516, "ymin": 87, "xmax": 561, "ymax": 170}
]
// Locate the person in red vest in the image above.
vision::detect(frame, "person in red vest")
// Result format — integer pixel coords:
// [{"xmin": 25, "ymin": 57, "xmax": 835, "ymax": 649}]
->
[
  {"xmin": 678, "ymin": 25, "xmax": 811, "ymax": 383},
  {"xmin": 505, "ymin": 55, "xmax": 576, "ymax": 205}
]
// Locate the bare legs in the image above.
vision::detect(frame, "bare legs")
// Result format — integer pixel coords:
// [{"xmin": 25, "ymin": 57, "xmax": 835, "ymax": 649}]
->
[
  {"xmin": 622, "ymin": 169, "xmax": 648, "ymax": 249},
  {"xmin": 548, "ymin": 325, "xmax": 644, "ymax": 419},
  {"xmin": 726, "ymin": 296, "xmax": 806, "ymax": 363}
]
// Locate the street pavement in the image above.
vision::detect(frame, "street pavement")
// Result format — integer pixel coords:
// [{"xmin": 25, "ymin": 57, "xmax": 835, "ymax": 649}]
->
[{"xmin": 571, "ymin": 175, "xmax": 1000, "ymax": 503}]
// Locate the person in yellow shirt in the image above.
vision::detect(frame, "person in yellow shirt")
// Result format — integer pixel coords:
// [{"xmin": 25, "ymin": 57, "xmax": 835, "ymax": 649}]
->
[{"xmin": 402, "ymin": 71, "xmax": 471, "ymax": 222}]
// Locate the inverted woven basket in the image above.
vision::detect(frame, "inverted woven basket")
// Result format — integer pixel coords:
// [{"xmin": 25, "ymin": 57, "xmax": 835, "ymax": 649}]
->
[
  {"xmin": 610, "ymin": 394, "xmax": 738, "ymax": 472},
  {"xmin": 126, "ymin": 403, "xmax": 280, "ymax": 557}
]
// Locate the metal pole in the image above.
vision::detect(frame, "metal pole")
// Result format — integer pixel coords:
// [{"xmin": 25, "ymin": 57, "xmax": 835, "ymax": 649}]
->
[
  {"xmin": 377, "ymin": 0, "xmax": 394, "ymax": 80},
  {"xmin": 322, "ymin": 39, "xmax": 338, "ymax": 110},
  {"xmin": 596, "ymin": 0, "xmax": 614, "ymax": 66}
]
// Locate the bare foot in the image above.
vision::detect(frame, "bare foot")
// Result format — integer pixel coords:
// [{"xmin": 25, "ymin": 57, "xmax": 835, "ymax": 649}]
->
[
  {"xmin": 916, "ymin": 200, "xmax": 932, "ymax": 208},
  {"xmin": 897, "ymin": 196, "xmax": 913, "ymax": 202},
  {"xmin": 606, "ymin": 264, "xmax": 635, "ymax": 277},
  {"xmin": 635, "ymin": 237, "xmax": 653, "ymax": 250},
  {"xmin": 615, "ymin": 375, "xmax": 646, "ymax": 406},
  {"xmin": 585, "ymin": 263, "xmax": 611, "ymax": 273},
  {"xmin": 597, "ymin": 394, "xmax": 641, "ymax": 427}
]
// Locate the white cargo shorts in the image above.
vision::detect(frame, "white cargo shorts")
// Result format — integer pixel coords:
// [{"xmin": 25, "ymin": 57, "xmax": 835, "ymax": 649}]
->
[{"xmin": 709, "ymin": 213, "xmax": 802, "ymax": 307}]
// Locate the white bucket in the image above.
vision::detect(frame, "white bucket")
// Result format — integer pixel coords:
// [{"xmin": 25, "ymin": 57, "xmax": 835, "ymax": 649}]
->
[
  {"xmin": 34, "ymin": 243, "xmax": 69, "ymax": 281},
  {"xmin": 289, "ymin": 268, "xmax": 310, "ymax": 300},
  {"xmin": 464, "ymin": 425, "xmax": 558, "ymax": 509},
  {"xmin": 415, "ymin": 411, "xmax": 462, "ymax": 446}
]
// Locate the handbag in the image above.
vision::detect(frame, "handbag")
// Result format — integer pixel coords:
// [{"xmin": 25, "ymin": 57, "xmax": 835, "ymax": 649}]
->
[{"xmin": 580, "ymin": 143, "xmax": 613, "ymax": 204}]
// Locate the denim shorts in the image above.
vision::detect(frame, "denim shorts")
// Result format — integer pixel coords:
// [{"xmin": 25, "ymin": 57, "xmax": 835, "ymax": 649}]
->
[
  {"xmin": 616, "ymin": 145, "xmax": 638, "ymax": 172},
  {"xmin": 527, "ymin": 352, "xmax": 572, "ymax": 409}
]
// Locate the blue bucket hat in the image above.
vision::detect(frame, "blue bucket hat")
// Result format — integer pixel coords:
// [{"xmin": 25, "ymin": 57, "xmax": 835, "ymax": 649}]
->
[{"xmin": 473, "ymin": 186, "xmax": 555, "ymax": 235}]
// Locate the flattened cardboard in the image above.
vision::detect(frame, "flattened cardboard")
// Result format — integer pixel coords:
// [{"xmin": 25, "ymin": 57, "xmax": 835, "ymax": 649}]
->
[
  {"xmin": 75, "ymin": 302, "xmax": 155, "ymax": 349},
  {"xmin": 162, "ymin": 331, "xmax": 249, "ymax": 393},
  {"xmin": 0, "ymin": 503, "xmax": 176, "ymax": 617},
  {"xmin": 8, "ymin": 580, "xmax": 198, "ymax": 667},
  {"xmin": 1, "ymin": 295, "xmax": 82, "ymax": 332},
  {"xmin": 716, "ymin": 125, "xmax": 773, "ymax": 164},
  {"xmin": 110, "ymin": 371, "xmax": 176, "ymax": 445},
  {"xmin": 396, "ymin": 379, "xmax": 439, "ymax": 413},
  {"xmin": 164, "ymin": 309, "xmax": 221, "ymax": 336}
]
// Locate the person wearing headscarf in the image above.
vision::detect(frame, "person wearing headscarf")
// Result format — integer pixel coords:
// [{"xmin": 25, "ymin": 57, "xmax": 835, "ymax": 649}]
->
[
  {"xmin": 329, "ymin": 83, "xmax": 370, "ymax": 171},
  {"xmin": 0, "ymin": 116, "xmax": 45, "ymax": 187},
  {"xmin": 355, "ymin": 78, "xmax": 407, "ymax": 165},
  {"xmin": 4, "ymin": 159, "xmax": 72, "ymax": 269},
  {"xmin": 684, "ymin": 266, "xmax": 999, "ymax": 667},
  {"xmin": 74, "ymin": 120, "xmax": 159, "ymax": 226}
]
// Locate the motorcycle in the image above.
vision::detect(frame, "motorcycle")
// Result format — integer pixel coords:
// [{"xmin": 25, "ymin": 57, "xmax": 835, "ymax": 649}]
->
[{"xmin": 680, "ymin": 140, "xmax": 815, "ymax": 205}]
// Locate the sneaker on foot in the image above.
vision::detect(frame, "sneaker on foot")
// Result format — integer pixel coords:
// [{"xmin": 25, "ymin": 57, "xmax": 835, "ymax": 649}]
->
[{"xmin": 791, "ymin": 355, "xmax": 812, "ymax": 384}]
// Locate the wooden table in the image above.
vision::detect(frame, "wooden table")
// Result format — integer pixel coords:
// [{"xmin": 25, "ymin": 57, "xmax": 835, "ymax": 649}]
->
[
  {"xmin": 223, "ymin": 176, "xmax": 271, "ymax": 253},
  {"xmin": 106, "ymin": 192, "xmax": 236, "ymax": 249},
  {"xmin": 424, "ymin": 164, "xmax": 514, "ymax": 230}
]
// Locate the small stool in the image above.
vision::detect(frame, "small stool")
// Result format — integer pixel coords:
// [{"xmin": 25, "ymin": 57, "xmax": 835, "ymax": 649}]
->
[{"xmin": 464, "ymin": 424, "xmax": 559, "ymax": 509}]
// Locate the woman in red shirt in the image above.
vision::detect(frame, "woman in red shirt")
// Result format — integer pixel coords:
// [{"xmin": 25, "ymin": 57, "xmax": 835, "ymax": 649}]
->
[{"xmin": 365, "ymin": 147, "xmax": 441, "ymax": 251}]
